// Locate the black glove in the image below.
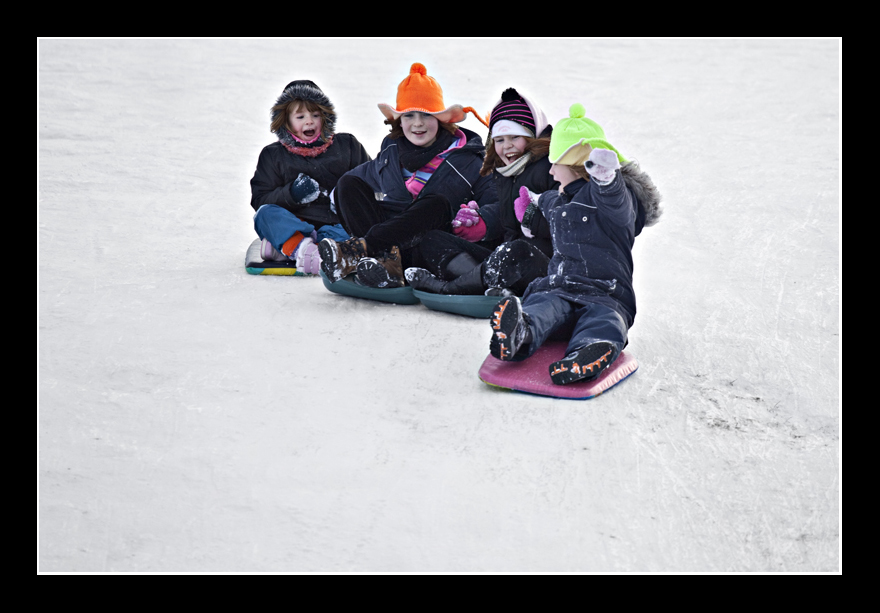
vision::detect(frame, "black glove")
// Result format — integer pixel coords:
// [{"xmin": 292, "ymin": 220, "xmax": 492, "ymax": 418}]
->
[{"xmin": 289, "ymin": 173, "xmax": 321, "ymax": 204}]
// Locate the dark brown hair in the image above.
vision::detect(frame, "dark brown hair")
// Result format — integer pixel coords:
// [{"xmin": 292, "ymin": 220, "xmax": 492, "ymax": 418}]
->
[
  {"xmin": 479, "ymin": 136, "xmax": 551, "ymax": 176},
  {"xmin": 271, "ymin": 98, "xmax": 334, "ymax": 135}
]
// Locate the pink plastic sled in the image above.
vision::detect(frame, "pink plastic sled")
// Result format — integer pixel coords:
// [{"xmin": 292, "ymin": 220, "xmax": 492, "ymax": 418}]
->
[{"xmin": 478, "ymin": 340, "xmax": 638, "ymax": 400}]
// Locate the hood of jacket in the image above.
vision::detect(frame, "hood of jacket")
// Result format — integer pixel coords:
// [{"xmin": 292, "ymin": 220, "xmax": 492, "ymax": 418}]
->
[
  {"xmin": 487, "ymin": 87, "xmax": 550, "ymax": 139},
  {"xmin": 271, "ymin": 80, "xmax": 337, "ymax": 142},
  {"xmin": 620, "ymin": 161, "xmax": 662, "ymax": 234}
]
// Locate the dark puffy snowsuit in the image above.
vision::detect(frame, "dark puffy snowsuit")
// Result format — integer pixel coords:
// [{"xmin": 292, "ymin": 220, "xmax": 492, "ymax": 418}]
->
[{"xmin": 515, "ymin": 161, "xmax": 662, "ymax": 361}]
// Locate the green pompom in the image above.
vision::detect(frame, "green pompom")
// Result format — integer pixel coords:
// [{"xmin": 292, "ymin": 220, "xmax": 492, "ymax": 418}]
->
[{"xmin": 569, "ymin": 103, "xmax": 586, "ymax": 118}]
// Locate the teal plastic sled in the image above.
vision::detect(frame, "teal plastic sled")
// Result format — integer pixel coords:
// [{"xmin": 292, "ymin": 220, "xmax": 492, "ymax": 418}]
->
[
  {"xmin": 319, "ymin": 270, "xmax": 420, "ymax": 305},
  {"xmin": 412, "ymin": 290, "xmax": 501, "ymax": 318}
]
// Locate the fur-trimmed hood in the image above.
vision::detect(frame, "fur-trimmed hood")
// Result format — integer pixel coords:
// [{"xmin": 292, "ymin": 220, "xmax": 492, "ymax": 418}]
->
[
  {"xmin": 620, "ymin": 161, "xmax": 662, "ymax": 235},
  {"xmin": 271, "ymin": 80, "xmax": 337, "ymax": 141}
]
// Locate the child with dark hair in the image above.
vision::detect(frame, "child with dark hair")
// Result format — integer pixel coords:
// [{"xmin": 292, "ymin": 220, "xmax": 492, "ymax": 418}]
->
[
  {"xmin": 405, "ymin": 87, "xmax": 559, "ymax": 296},
  {"xmin": 250, "ymin": 80, "xmax": 371, "ymax": 273}
]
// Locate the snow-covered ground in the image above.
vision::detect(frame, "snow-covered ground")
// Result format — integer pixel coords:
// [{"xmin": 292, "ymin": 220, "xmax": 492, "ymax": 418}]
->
[{"xmin": 38, "ymin": 38, "xmax": 840, "ymax": 573}]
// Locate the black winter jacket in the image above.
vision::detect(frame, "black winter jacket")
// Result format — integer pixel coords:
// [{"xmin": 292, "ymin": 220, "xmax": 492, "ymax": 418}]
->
[
  {"xmin": 480, "ymin": 154, "xmax": 559, "ymax": 257},
  {"xmin": 342, "ymin": 128, "xmax": 496, "ymax": 219},
  {"xmin": 250, "ymin": 133, "xmax": 371, "ymax": 227}
]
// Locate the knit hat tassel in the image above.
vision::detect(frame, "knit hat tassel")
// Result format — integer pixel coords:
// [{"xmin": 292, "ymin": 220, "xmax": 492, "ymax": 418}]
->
[{"xmin": 462, "ymin": 107, "xmax": 490, "ymax": 129}]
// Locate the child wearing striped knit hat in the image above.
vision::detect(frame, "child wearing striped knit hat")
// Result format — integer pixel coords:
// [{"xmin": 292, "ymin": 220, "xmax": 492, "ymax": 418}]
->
[{"xmin": 405, "ymin": 87, "xmax": 560, "ymax": 296}]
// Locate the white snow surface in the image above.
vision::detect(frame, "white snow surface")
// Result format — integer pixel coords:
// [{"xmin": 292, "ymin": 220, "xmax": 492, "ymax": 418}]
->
[{"xmin": 38, "ymin": 38, "xmax": 841, "ymax": 573}]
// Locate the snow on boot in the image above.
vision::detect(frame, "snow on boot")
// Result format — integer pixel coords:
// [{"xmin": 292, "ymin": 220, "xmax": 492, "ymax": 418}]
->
[
  {"xmin": 294, "ymin": 237, "xmax": 321, "ymax": 275},
  {"xmin": 484, "ymin": 286, "xmax": 515, "ymax": 297},
  {"xmin": 489, "ymin": 296, "xmax": 530, "ymax": 361},
  {"xmin": 260, "ymin": 238, "xmax": 289, "ymax": 262},
  {"xmin": 356, "ymin": 246, "xmax": 404, "ymax": 288},
  {"xmin": 318, "ymin": 237, "xmax": 367, "ymax": 281},
  {"xmin": 405, "ymin": 267, "xmax": 447, "ymax": 293},
  {"xmin": 549, "ymin": 341, "xmax": 617, "ymax": 385}
]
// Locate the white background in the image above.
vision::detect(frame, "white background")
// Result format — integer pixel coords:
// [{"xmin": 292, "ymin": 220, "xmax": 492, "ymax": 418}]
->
[{"xmin": 38, "ymin": 38, "xmax": 840, "ymax": 572}]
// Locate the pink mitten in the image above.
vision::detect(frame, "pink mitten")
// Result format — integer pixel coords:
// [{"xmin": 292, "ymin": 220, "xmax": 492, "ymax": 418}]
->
[
  {"xmin": 514, "ymin": 186, "xmax": 538, "ymax": 222},
  {"xmin": 454, "ymin": 218, "xmax": 486, "ymax": 242},
  {"xmin": 452, "ymin": 201, "xmax": 480, "ymax": 228},
  {"xmin": 584, "ymin": 148, "xmax": 621, "ymax": 184},
  {"xmin": 452, "ymin": 201, "xmax": 486, "ymax": 241}
]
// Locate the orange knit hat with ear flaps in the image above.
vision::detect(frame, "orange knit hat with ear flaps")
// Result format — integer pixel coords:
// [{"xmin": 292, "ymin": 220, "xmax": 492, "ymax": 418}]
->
[{"xmin": 378, "ymin": 63, "xmax": 489, "ymax": 128}]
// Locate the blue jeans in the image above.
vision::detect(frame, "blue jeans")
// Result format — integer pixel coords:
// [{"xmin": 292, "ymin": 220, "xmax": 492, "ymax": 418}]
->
[
  {"xmin": 253, "ymin": 204, "xmax": 350, "ymax": 252},
  {"xmin": 518, "ymin": 292, "xmax": 628, "ymax": 360}
]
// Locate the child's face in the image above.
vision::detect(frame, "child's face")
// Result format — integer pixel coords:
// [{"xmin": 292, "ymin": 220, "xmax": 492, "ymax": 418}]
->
[
  {"xmin": 550, "ymin": 163, "xmax": 580, "ymax": 189},
  {"xmin": 400, "ymin": 112, "xmax": 439, "ymax": 147},
  {"xmin": 493, "ymin": 135, "xmax": 528, "ymax": 166},
  {"xmin": 288, "ymin": 105, "xmax": 323, "ymax": 142}
]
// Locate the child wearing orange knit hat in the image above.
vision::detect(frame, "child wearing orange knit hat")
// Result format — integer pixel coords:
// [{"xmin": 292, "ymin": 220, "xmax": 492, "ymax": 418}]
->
[{"xmin": 319, "ymin": 63, "xmax": 496, "ymax": 289}]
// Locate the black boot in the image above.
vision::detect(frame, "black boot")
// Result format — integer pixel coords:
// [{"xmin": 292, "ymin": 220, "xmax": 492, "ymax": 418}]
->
[
  {"xmin": 405, "ymin": 262, "xmax": 486, "ymax": 295},
  {"xmin": 405, "ymin": 252, "xmax": 487, "ymax": 295},
  {"xmin": 436, "ymin": 263, "xmax": 486, "ymax": 295},
  {"xmin": 489, "ymin": 296, "xmax": 531, "ymax": 361},
  {"xmin": 549, "ymin": 342, "xmax": 618, "ymax": 385},
  {"xmin": 405, "ymin": 267, "xmax": 447, "ymax": 292}
]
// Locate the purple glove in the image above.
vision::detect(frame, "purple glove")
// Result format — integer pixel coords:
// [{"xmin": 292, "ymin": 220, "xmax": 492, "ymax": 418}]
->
[
  {"xmin": 584, "ymin": 148, "xmax": 621, "ymax": 184},
  {"xmin": 514, "ymin": 186, "xmax": 539, "ymax": 222},
  {"xmin": 451, "ymin": 202, "xmax": 486, "ymax": 241}
]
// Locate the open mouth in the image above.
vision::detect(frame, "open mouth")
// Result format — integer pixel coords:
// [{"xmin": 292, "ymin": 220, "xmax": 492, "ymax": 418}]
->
[{"xmin": 302, "ymin": 128, "xmax": 317, "ymax": 138}]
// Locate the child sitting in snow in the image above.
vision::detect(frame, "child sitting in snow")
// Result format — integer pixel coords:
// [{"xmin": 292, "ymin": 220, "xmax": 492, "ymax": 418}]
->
[
  {"xmin": 404, "ymin": 87, "xmax": 559, "ymax": 296},
  {"xmin": 250, "ymin": 80, "xmax": 371, "ymax": 273},
  {"xmin": 318, "ymin": 63, "xmax": 495, "ymax": 288},
  {"xmin": 489, "ymin": 103, "xmax": 662, "ymax": 385}
]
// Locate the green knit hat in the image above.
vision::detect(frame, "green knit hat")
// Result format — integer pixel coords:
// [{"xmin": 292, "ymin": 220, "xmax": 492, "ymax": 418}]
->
[{"xmin": 549, "ymin": 103, "xmax": 627, "ymax": 165}]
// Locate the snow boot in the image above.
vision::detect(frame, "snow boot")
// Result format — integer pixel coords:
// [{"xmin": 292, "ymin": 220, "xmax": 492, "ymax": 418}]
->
[
  {"xmin": 260, "ymin": 238, "xmax": 289, "ymax": 262},
  {"xmin": 318, "ymin": 237, "xmax": 368, "ymax": 281},
  {"xmin": 355, "ymin": 245, "xmax": 404, "ymax": 288},
  {"xmin": 549, "ymin": 341, "xmax": 617, "ymax": 385},
  {"xmin": 294, "ymin": 237, "xmax": 321, "ymax": 275},
  {"xmin": 489, "ymin": 296, "xmax": 531, "ymax": 361},
  {"xmin": 405, "ymin": 252, "xmax": 486, "ymax": 295},
  {"xmin": 404, "ymin": 267, "xmax": 446, "ymax": 292}
]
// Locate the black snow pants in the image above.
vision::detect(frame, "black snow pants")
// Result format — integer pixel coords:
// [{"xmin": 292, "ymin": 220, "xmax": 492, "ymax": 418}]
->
[
  {"xmin": 335, "ymin": 174, "xmax": 451, "ymax": 269},
  {"xmin": 416, "ymin": 230, "xmax": 550, "ymax": 296}
]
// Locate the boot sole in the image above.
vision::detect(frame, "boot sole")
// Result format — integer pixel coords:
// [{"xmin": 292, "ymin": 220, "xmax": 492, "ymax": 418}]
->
[
  {"xmin": 489, "ymin": 297, "xmax": 522, "ymax": 361},
  {"xmin": 356, "ymin": 258, "xmax": 404, "ymax": 288},
  {"xmin": 549, "ymin": 342, "xmax": 617, "ymax": 385},
  {"xmin": 318, "ymin": 239, "xmax": 352, "ymax": 281}
]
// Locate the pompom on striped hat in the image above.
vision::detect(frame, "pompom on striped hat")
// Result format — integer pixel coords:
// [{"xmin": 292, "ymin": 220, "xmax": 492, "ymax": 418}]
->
[{"xmin": 489, "ymin": 88, "xmax": 537, "ymax": 138}]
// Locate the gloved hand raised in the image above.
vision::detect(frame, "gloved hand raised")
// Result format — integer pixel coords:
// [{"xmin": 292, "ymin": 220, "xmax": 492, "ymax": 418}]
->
[
  {"xmin": 290, "ymin": 173, "xmax": 322, "ymax": 204},
  {"xmin": 584, "ymin": 148, "xmax": 621, "ymax": 184}
]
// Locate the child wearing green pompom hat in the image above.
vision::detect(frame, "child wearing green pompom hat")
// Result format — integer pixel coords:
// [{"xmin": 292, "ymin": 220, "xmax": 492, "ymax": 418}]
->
[{"xmin": 488, "ymin": 103, "xmax": 663, "ymax": 385}]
